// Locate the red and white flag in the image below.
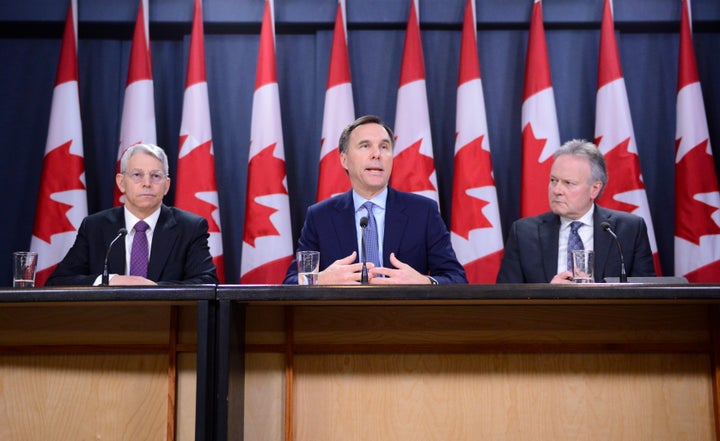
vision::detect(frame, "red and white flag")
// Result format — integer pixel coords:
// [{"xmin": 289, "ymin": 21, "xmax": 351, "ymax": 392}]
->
[
  {"xmin": 594, "ymin": 0, "xmax": 661, "ymax": 274},
  {"xmin": 391, "ymin": 0, "xmax": 438, "ymax": 205},
  {"xmin": 674, "ymin": 0, "xmax": 720, "ymax": 281},
  {"xmin": 175, "ymin": 0, "xmax": 225, "ymax": 282},
  {"xmin": 316, "ymin": 0, "xmax": 354, "ymax": 202},
  {"xmin": 520, "ymin": 0, "xmax": 560, "ymax": 217},
  {"xmin": 450, "ymin": 0, "xmax": 503, "ymax": 283},
  {"xmin": 30, "ymin": 0, "xmax": 87, "ymax": 287},
  {"xmin": 114, "ymin": 0, "xmax": 156, "ymax": 206},
  {"xmin": 240, "ymin": 0, "xmax": 293, "ymax": 283}
]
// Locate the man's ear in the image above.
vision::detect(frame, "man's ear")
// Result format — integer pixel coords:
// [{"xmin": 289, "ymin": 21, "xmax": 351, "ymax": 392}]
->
[
  {"xmin": 115, "ymin": 173, "xmax": 125, "ymax": 193},
  {"xmin": 340, "ymin": 152, "xmax": 348, "ymax": 171}
]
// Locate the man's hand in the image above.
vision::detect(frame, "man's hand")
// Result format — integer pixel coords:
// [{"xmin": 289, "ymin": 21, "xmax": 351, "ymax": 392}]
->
[
  {"xmin": 370, "ymin": 252, "xmax": 432, "ymax": 284},
  {"xmin": 550, "ymin": 270, "xmax": 575, "ymax": 284},
  {"xmin": 109, "ymin": 275, "xmax": 158, "ymax": 286},
  {"xmin": 318, "ymin": 251, "xmax": 372, "ymax": 285}
]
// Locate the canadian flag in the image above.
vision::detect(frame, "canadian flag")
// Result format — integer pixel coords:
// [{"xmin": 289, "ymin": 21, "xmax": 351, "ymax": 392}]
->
[
  {"xmin": 30, "ymin": 0, "xmax": 87, "ymax": 287},
  {"xmin": 316, "ymin": 0, "xmax": 354, "ymax": 202},
  {"xmin": 674, "ymin": 0, "xmax": 720, "ymax": 282},
  {"xmin": 594, "ymin": 0, "xmax": 661, "ymax": 274},
  {"xmin": 450, "ymin": 0, "xmax": 503, "ymax": 283},
  {"xmin": 391, "ymin": 0, "xmax": 438, "ymax": 205},
  {"xmin": 114, "ymin": 0, "xmax": 156, "ymax": 206},
  {"xmin": 175, "ymin": 0, "xmax": 225, "ymax": 282},
  {"xmin": 240, "ymin": 0, "xmax": 293, "ymax": 283},
  {"xmin": 520, "ymin": 0, "xmax": 560, "ymax": 217}
]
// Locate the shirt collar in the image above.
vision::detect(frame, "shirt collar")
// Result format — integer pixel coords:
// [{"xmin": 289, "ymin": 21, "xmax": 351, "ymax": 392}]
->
[
  {"xmin": 124, "ymin": 206, "xmax": 161, "ymax": 233},
  {"xmin": 560, "ymin": 204, "xmax": 595, "ymax": 229},
  {"xmin": 352, "ymin": 187, "xmax": 388, "ymax": 212}
]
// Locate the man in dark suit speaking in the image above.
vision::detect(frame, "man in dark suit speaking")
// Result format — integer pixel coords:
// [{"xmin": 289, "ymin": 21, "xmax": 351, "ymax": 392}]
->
[
  {"xmin": 283, "ymin": 115, "xmax": 467, "ymax": 285},
  {"xmin": 47, "ymin": 144, "xmax": 218, "ymax": 286},
  {"xmin": 497, "ymin": 139, "xmax": 656, "ymax": 283}
]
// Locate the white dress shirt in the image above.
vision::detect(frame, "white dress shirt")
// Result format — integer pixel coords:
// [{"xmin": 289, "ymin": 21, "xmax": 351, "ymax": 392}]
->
[{"xmin": 556, "ymin": 206, "xmax": 594, "ymax": 274}]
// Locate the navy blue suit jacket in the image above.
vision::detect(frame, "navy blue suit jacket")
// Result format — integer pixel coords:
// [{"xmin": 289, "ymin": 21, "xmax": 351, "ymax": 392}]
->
[
  {"xmin": 496, "ymin": 205, "xmax": 656, "ymax": 283},
  {"xmin": 283, "ymin": 188, "xmax": 467, "ymax": 284},
  {"xmin": 46, "ymin": 205, "xmax": 218, "ymax": 286}
]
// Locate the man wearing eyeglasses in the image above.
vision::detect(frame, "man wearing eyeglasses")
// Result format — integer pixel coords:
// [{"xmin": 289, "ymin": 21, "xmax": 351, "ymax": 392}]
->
[{"xmin": 47, "ymin": 143, "xmax": 218, "ymax": 286}]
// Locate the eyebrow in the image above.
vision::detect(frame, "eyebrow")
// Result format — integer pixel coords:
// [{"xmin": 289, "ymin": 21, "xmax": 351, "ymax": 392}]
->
[{"xmin": 357, "ymin": 138, "xmax": 391, "ymax": 145}]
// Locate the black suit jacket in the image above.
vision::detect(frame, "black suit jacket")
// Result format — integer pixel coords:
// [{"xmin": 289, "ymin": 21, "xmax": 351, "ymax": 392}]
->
[
  {"xmin": 283, "ymin": 188, "xmax": 467, "ymax": 284},
  {"xmin": 496, "ymin": 205, "xmax": 656, "ymax": 283},
  {"xmin": 46, "ymin": 205, "xmax": 218, "ymax": 286}
]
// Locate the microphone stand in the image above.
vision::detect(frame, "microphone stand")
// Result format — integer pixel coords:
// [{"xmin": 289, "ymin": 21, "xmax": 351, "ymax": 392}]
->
[
  {"xmin": 103, "ymin": 228, "xmax": 127, "ymax": 286},
  {"xmin": 360, "ymin": 217, "xmax": 368, "ymax": 284},
  {"xmin": 601, "ymin": 222, "xmax": 627, "ymax": 283}
]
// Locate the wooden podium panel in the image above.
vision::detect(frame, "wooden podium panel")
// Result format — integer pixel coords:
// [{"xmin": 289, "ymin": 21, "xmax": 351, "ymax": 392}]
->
[
  {"xmin": 0, "ymin": 287, "xmax": 214, "ymax": 441},
  {"xmin": 0, "ymin": 352, "xmax": 168, "ymax": 440},
  {"xmin": 218, "ymin": 284, "xmax": 720, "ymax": 441}
]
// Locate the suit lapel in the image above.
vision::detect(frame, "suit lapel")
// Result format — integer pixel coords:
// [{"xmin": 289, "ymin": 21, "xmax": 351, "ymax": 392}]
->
[
  {"xmin": 330, "ymin": 192, "xmax": 359, "ymax": 258},
  {"xmin": 383, "ymin": 188, "xmax": 408, "ymax": 264},
  {"xmin": 539, "ymin": 213, "xmax": 560, "ymax": 280},
  {"xmin": 148, "ymin": 205, "xmax": 178, "ymax": 280},
  {"xmin": 593, "ymin": 206, "xmax": 614, "ymax": 281}
]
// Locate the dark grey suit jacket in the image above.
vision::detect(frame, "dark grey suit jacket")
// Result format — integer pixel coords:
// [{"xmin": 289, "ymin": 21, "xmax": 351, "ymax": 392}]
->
[
  {"xmin": 283, "ymin": 188, "xmax": 467, "ymax": 285},
  {"xmin": 496, "ymin": 205, "xmax": 656, "ymax": 283},
  {"xmin": 46, "ymin": 205, "xmax": 218, "ymax": 286}
]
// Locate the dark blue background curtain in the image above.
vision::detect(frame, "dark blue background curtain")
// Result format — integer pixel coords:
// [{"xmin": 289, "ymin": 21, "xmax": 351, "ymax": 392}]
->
[{"xmin": 1, "ymin": 0, "xmax": 719, "ymax": 285}]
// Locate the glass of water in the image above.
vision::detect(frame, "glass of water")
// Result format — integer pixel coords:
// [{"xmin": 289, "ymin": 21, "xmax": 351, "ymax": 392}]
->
[
  {"xmin": 296, "ymin": 251, "xmax": 320, "ymax": 285},
  {"xmin": 13, "ymin": 251, "xmax": 38, "ymax": 288},
  {"xmin": 571, "ymin": 250, "xmax": 594, "ymax": 283}
]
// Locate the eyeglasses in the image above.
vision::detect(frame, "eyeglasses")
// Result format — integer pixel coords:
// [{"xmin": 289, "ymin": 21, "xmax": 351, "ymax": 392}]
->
[{"xmin": 124, "ymin": 170, "xmax": 168, "ymax": 184}]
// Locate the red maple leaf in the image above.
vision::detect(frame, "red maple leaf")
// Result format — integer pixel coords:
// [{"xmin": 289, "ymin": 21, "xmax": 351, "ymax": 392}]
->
[
  {"xmin": 33, "ymin": 140, "xmax": 85, "ymax": 243},
  {"xmin": 317, "ymin": 147, "xmax": 350, "ymax": 201},
  {"xmin": 520, "ymin": 123, "xmax": 552, "ymax": 217},
  {"xmin": 596, "ymin": 137, "xmax": 644, "ymax": 213},
  {"xmin": 675, "ymin": 139, "xmax": 720, "ymax": 245},
  {"xmin": 451, "ymin": 136, "xmax": 493, "ymax": 239},
  {"xmin": 175, "ymin": 138, "xmax": 221, "ymax": 233},
  {"xmin": 390, "ymin": 139, "xmax": 436, "ymax": 193},
  {"xmin": 243, "ymin": 143, "xmax": 288, "ymax": 247}
]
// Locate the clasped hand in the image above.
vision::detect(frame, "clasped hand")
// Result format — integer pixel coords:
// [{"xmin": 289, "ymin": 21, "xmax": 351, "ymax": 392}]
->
[{"xmin": 317, "ymin": 251, "xmax": 432, "ymax": 285}]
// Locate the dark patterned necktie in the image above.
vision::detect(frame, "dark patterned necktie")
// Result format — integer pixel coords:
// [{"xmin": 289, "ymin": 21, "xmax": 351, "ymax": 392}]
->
[
  {"xmin": 567, "ymin": 221, "xmax": 584, "ymax": 270},
  {"xmin": 129, "ymin": 220, "xmax": 149, "ymax": 277},
  {"xmin": 362, "ymin": 201, "xmax": 381, "ymax": 267}
]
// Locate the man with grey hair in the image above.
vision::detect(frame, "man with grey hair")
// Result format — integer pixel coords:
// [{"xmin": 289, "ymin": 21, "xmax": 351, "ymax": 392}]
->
[
  {"xmin": 47, "ymin": 143, "xmax": 218, "ymax": 286},
  {"xmin": 497, "ymin": 139, "xmax": 655, "ymax": 283}
]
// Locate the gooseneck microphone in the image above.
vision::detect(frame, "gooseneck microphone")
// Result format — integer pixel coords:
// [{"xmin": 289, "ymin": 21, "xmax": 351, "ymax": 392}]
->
[
  {"xmin": 600, "ymin": 222, "xmax": 627, "ymax": 283},
  {"xmin": 102, "ymin": 228, "xmax": 127, "ymax": 286},
  {"xmin": 359, "ymin": 217, "xmax": 369, "ymax": 284}
]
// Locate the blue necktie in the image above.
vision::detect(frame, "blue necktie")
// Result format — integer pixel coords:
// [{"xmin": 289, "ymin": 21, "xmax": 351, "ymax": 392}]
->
[
  {"xmin": 567, "ymin": 221, "xmax": 584, "ymax": 271},
  {"xmin": 130, "ymin": 220, "xmax": 149, "ymax": 277},
  {"xmin": 362, "ymin": 201, "xmax": 381, "ymax": 268}
]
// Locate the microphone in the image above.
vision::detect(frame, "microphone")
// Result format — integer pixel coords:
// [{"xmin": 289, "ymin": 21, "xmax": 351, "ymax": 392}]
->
[
  {"xmin": 359, "ymin": 217, "xmax": 369, "ymax": 284},
  {"xmin": 102, "ymin": 228, "xmax": 127, "ymax": 286},
  {"xmin": 600, "ymin": 222, "xmax": 627, "ymax": 283}
]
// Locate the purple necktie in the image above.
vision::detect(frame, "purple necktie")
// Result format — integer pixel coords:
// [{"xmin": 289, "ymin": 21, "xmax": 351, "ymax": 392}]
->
[
  {"xmin": 567, "ymin": 221, "xmax": 584, "ymax": 270},
  {"xmin": 362, "ymin": 201, "xmax": 381, "ymax": 268},
  {"xmin": 129, "ymin": 220, "xmax": 149, "ymax": 277}
]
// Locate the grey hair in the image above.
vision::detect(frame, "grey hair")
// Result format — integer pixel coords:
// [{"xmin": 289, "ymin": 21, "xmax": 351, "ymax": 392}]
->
[
  {"xmin": 120, "ymin": 143, "xmax": 170, "ymax": 176},
  {"xmin": 338, "ymin": 115, "xmax": 395, "ymax": 154},
  {"xmin": 554, "ymin": 139, "xmax": 607, "ymax": 198}
]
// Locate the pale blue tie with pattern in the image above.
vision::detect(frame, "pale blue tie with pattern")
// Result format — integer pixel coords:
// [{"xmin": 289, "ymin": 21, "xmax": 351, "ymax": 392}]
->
[
  {"xmin": 130, "ymin": 220, "xmax": 149, "ymax": 277},
  {"xmin": 362, "ymin": 201, "xmax": 381, "ymax": 268},
  {"xmin": 567, "ymin": 221, "xmax": 584, "ymax": 271}
]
